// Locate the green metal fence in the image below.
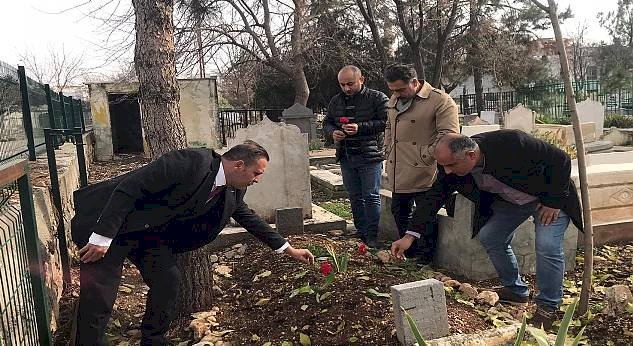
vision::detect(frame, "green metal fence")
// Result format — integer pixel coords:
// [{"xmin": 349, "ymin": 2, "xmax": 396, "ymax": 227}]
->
[
  {"xmin": 0, "ymin": 160, "xmax": 52, "ymax": 345},
  {"xmin": 458, "ymin": 80, "xmax": 633, "ymax": 120},
  {"xmin": 1, "ymin": 61, "xmax": 92, "ymax": 165}
]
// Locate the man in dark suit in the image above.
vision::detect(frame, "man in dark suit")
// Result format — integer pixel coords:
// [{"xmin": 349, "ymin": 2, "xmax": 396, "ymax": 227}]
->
[
  {"xmin": 391, "ymin": 130, "xmax": 583, "ymax": 330},
  {"xmin": 71, "ymin": 140, "xmax": 315, "ymax": 345}
]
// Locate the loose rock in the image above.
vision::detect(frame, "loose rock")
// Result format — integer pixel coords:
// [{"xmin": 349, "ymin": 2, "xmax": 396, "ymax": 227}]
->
[
  {"xmin": 605, "ymin": 284, "xmax": 633, "ymax": 316},
  {"xmin": 376, "ymin": 250, "xmax": 391, "ymax": 264},
  {"xmin": 189, "ymin": 319, "xmax": 210, "ymax": 341},
  {"xmin": 459, "ymin": 283, "xmax": 479, "ymax": 299},
  {"xmin": 443, "ymin": 279, "xmax": 461, "ymax": 288},
  {"xmin": 476, "ymin": 291, "xmax": 500, "ymax": 306}
]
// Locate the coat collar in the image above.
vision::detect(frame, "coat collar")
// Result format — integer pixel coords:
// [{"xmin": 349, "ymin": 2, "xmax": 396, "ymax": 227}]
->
[
  {"xmin": 387, "ymin": 80, "xmax": 432, "ymax": 107},
  {"xmin": 340, "ymin": 85, "xmax": 367, "ymax": 100}
]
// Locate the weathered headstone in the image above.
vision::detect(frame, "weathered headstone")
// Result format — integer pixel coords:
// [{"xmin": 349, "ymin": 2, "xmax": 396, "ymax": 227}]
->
[
  {"xmin": 281, "ymin": 103, "xmax": 317, "ymax": 141},
  {"xmin": 481, "ymin": 110, "xmax": 496, "ymax": 124},
  {"xmin": 275, "ymin": 207, "xmax": 304, "ymax": 234},
  {"xmin": 461, "ymin": 114, "xmax": 490, "ymax": 126},
  {"xmin": 577, "ymin": 99, "xmax": 605, "ymax": 139},
  {"xmin": 391, "ymin": 279, "xmax": 449, "ymax": 344},
  {"xmin": 505, "ymin": 104, "xmax": 535, "ymax": 133},
  {"xmin": 460, "ymin": 124, "xmax": 500, "ymax": 137},
  {"xmin": 226, "ymin": 117, "xmax": 312, "ymax": 222}
]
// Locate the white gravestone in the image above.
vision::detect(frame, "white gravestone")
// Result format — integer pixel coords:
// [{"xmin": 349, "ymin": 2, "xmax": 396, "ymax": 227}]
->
[
  {"xmin": 505, "ymin": 104, "xmax": 535, "ymax": 133},
  {"xmin": 577, "ymin": 99, "xmax": 605, "ymax": 139}
]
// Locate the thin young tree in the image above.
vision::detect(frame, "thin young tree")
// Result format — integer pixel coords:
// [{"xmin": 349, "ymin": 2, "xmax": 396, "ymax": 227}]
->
[{"xmin": 530, "ymin": 0, "xmax": 594, "ymax": 315}]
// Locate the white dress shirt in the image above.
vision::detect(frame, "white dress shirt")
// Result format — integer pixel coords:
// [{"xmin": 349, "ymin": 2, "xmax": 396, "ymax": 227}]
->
[{"xmin": 88, "ymin": 161, "xmax": 290, "ymax": 253}]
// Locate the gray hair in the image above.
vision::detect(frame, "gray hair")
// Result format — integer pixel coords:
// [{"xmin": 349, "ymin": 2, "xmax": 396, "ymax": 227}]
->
[{"xmin": 442, "ymin": 135, "xmax": 478, "ymax": 159}]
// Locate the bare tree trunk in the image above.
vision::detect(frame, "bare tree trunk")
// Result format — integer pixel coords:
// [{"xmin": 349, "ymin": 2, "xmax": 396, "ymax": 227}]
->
[
  {"xmin": 535, "ymin": 0, "xmax": 594, "ymax": 315},
  {"xmin": 412, "ymin": 46, "xmax": 425, "ymax": 81},
  {"xmin": 132, "ymin": 0, "xmax": 187, "ymax": 158},
  {"xmin": 133, "ymin": 0, "xmax": 218, "ymax": 320},
  {"xmin": 468, "ymin": 0, "xmax": 484, "ymax": 114},
  {"xmin": 292, "ymin": 64, "xmax": 310, "ymax": 105},
  {"xmin": 290, "ymin": 0, "xmax": 310, "ymax": 105},
  {"xmin": 431, "ymin": 0, "xmax": 459, "ymax": 88},
  {"xmin": 356, "ymin": 0, "xmax": 388, "ymax": 68},
  {"xmin": 174, "ymin": 244, "xmax": 217, "ymax": 317}
]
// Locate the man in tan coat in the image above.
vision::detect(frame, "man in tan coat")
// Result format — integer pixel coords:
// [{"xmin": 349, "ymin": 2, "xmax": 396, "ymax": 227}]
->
[{"xmin": 383, "ymin": 63, "xmax": 459, "ymax": 264}]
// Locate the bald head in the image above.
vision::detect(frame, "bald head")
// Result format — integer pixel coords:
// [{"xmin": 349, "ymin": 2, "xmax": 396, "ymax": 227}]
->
[
  {"xmin": 338, "ymin": 65, "xmax": 364, "ymax": 96},
  {"xmin": 338, "ymin": 65, "xmax": 362, "ymax": 79},
  {"xmin": 435, "ymin": 133, "xmax": 480, "ymax": 176}
]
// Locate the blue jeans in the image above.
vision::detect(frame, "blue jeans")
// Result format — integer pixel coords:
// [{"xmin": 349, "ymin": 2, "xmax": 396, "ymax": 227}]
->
[
  {"xmin": 477, "ymin": 198, "xmax": 569, "ymax": 308},
  {"xmin": 339, "ymin": 156, "xmax": 382, "ymax": 240}
]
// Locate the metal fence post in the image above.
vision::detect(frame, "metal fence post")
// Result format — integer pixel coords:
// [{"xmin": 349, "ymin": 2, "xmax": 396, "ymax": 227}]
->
[
  {"xmin": 17, "ymin": 168, "xmax": 52, "ymax": 344},
  {"xmin": 17, "ymin": 66, "xmax": 36, "ymax": 161},
  {"xmin": 77, "ymin": 99, "xmax": 86, "ymax": 132},
  {"xmin": 44, "ymin": 84, "xmax": 57, "ymax": 129},
  {"xmin": 43, "ymin": 129, "xmax": 72, "ymax": 284},
  {"xmin": 74, "ymin": 128, "xmax": 89, "ymax": 187},
  {"xmin": 59, "ymin": 92, "xmax": 68, "ymax": 129}
]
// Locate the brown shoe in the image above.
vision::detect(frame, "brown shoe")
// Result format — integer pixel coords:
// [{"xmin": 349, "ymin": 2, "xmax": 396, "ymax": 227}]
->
[
  {"xmin": 495, "ymin": 287, "xmax": 529, "ymax": 305},
  {"xmin": 528, "ymin": 305, "xmax": 558, "ymax": 330}
]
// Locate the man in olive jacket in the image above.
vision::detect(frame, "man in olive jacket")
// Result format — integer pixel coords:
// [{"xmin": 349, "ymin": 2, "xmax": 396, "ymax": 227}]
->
[
  {"xmin": 71, "ymin": 141, "xmax": 314, "ymax": 345},
  {"xmin": 393, "ymin": 130, "xmax": 583, "ymax": 330},
  {"xmin": 324, "ymin": 65, "xmax": 388, "ymax": 247},
  {"xmin": 384, "ymin": 63, "xmax": 459, "ymax": 263}
]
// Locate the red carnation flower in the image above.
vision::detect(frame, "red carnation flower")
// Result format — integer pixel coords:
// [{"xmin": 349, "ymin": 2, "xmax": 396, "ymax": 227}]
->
[
  {"xmin": 358, "ymin": 243, "xmax": 367, "ymax": 255},
  {"xmin": 320, "ymin": 261, "xmax": 333, "ymax": 276},
  {"xmin": 340, "ymin": 116, "xmax": 350, "ymax": 124}
]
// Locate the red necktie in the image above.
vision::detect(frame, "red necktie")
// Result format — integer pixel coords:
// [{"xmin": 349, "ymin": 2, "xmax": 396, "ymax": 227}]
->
[{"xmin": 207, "ymin": 186, "xmax": 224, "ymax": 203}]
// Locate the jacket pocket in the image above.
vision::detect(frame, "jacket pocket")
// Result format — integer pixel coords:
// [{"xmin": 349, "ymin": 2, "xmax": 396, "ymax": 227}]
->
[{"xmin": 419, "ymin": 144, "xmax": 435, "ymax": 166}]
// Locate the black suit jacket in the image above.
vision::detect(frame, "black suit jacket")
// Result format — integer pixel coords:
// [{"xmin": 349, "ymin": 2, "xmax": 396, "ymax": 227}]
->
[
  {"xmin": 71, "ymin": 148, "xmax": 287, "ymax": 253},
  {"xmin": 441, "ymin": 129, "xmax": 583, "ymax": 237}
]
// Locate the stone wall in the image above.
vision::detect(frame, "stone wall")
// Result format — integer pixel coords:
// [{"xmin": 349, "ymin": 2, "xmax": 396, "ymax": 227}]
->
[
  {"xmin": 29, "ymin": 132, "xmax": 95, "ymax": 332},
  {"xmin": 602, "ymin": 127, "xmax": 633, "ymax": 146},
  {"xmin": 88, "ymin": 79, "xmax": 220, "ymax": 161},
  {"xmin": 572, "ymin": 152, "xmax": 633, "ymax": 245},
  {"xmin": 435, "ymin": 195, "xmax": 579, "ymax": 281}
]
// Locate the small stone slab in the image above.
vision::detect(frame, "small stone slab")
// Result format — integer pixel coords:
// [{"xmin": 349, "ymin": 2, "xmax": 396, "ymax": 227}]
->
[
  {"xmin": 391, "ymin": 279, "xmax": 449, "ymax": 344},
  {"xmin": 276, "ymin": 207, "xmax": 304, "ymax": 234}
]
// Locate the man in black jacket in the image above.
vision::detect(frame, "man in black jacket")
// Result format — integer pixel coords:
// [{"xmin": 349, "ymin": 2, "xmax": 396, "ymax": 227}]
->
[
  {"xmin": 72, "ymin": 141, "xmax": 315, "ymax": 345},
  {"xmin": 324, "ymin": 65, "xmax": 388, "ymax": 247},
  {"xmin": 392, "ymin": 130, "xmax": 582, "ymax": 330}
]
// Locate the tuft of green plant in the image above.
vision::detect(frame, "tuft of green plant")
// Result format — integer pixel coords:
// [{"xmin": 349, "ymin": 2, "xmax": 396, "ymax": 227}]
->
[
  {"xmin": 604, "ymin": 113, "xmax": 633, "ymax": 128},
  {"xmin": 309, "ymin": 139, "xmax": 324, "ymax": 151},
  {"xmin": 535, "ymin": 115, "xmax": 572, "ymax": 125},
  {"xmin": 401, "ymin": 307, "xmax": 429, "ymax": 346},
  {"xmin": 319, "ymin": 201, "xmax": 352, "ymax": 219},
  {"xmin": 325, "ymin": 244, "xmax": 349, "ymax": 273},
  {"xmin": 305, "ymin": 244, "xmax": 329, "ymax": 258},
  {"xmin": 515, "ymin": 298, "xmax": 586, "ymax": 346}
]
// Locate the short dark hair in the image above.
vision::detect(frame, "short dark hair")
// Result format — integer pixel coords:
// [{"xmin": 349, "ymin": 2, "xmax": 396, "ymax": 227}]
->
[
  {"xmin": 222, "ymin": 140, "xmax": 270, "ymax": 165},
  {"xmin": 443, "ymin": 135, "xmax": 478, "ymax": 158},
  {"xmin": 384, "ymin": 63, "xmax": 418, "ymax": 83}
]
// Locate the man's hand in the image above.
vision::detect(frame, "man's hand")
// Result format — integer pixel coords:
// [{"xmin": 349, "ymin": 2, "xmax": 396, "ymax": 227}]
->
[
  {"xmin": 390, "ymin": 235, "xmax": 416, "ymax": 260},
  {"xmin": 332, "ymin": 130, "xmax": 346, "ymax": 142},
  {"xmin": 342, "ymin": 123, "xmax": 358, "ymax": 136},
  {"xmin": 536, "ymin": 203, "xmax": 560, "ymax": 226},
  {"xmin": 79, "ymin": 243, "xmax": 109, "ymax": 263},
  {"xmin": 285, "ymin": 246, "xmax": 315, "ymax": 265}
]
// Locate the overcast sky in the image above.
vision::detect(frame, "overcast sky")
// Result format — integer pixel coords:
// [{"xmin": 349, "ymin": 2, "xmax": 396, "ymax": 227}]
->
[{"xmin": 0, "ymin": 0, "xmax": 618, "ymax": 78}]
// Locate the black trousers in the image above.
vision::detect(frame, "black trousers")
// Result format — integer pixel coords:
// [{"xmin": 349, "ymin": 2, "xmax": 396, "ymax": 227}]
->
[
  {"xmin": 390, "ymin": 176, "xmax": 446, "ymax": 262},
  {"xmin": 75, "ymin": 232, "xmax": 181, "ymax": 346}
]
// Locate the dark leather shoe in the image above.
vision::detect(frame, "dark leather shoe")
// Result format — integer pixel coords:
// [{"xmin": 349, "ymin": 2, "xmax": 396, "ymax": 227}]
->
[
  {"xmin": 528, "ymin": 305, "xmax": 558, "ymax": 330},
  {"xmin": 495, "ymin": 287, "xmax": 529, "ymax": 305}
]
